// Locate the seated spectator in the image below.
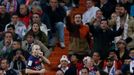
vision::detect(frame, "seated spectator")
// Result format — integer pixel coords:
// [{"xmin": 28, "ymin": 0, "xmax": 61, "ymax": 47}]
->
[
  {"xmin": 29, "ymin": 13, "xmax": 49, "ymax": 36},
  {"xmin": 121, "ymin": 58, "xmax": 131, "ymax": 75},
  {"xmin": 44, "ymin": 0, "xmax": 66, "ymax": 49},
  {"xmin": 6, "ymin": 24, "xmax": 21, "ymax": 40},
  {"xmin": 116, "ymin": 39, "xmax": 129, "ymax": 61},
  {"xmin": 25, "ymin": 44, "xmax": 50, "ymax": 75},
  {"xmin": 10, "ymin": 49, "xmax": 27, "ymax": 75},
  {"xmin": 0, "ymin": 58, "xmax": 17, "ymax": 75},
  {"xmin": 65, "ymin": 54, "xmax": 83, "ymax": 75},
  {"xmin": 5, "ymin": 13, "xmax": 27, "ymax": 38},
  {"xmin": 58, "ymin": 55, "xmax": 70, "ymax": 73},
  {"xmin": 79, "ymin": 67, "xmax": 89, "ymax": 75},
  {"xmin": 92, "ymin": 51, "xmax": 103, "ymax": 70},
  {"xmin": 0, "ymin": 4, "xmax": 11, "ymax": 31},
  {"xmin": 0, "ymin": 32, "xmax": 13, "ymax": 58},
  {"xmin": 27, "ymin": 23, "xmax": 48, "ymax": 46},
  {"xmin": 108, "ymin": 50, "xmax": 123, "ymax": 69},
  {"xmin": 103, "ymin": 57, "xmax": 117, "ymax": 75},
  {"xmin": 22, "ymin": 31, "xmax": 50, "ymax": 57},
  {"xmin": 83, "ymin": 56, "xmax": 100, "ymax": 75},
  {"xmin": 18, "ymin": 4, "xmax": 30, "ymax": 28},
  {"xmin": 30, "ymin": 5, "xmax": 43, "ymax": 16}
]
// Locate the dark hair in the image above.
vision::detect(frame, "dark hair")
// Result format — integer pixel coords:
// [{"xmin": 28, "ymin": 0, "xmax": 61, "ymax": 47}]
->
[
  {"xmin": 24, "ymin": 31, "xmax": 34, "ymax": 40},
  {"xmin": 81, "ymin": 67, "xmax": 89, "ymax": 72},
  {"xmin": 7, "ymin": 24, "xmax": 15, "ymax": 30},
  {"xmin": 0, "ymin": 58, "xmax": 10, "ymax": 65},
  {"xmin": 11, "ymin": 13, "xmax": 18, "ymax": 17},
  {"xmin": 3, "ymin": 31, "xmax": 13, "ymax": 38},
  {"xmin": 129, "ymin": 48, "xmax": 134, "ymax": 53},
  {"xmin": 117, "ymin": 3, "xmax": 128, "ymax": 11},
  {"xmin": 13, "ymin": 39, "xmax": 22, "ymax": 45},
  {"xmin": 101, "ymin": 19, "xmax": 108, "ymax": 25}
]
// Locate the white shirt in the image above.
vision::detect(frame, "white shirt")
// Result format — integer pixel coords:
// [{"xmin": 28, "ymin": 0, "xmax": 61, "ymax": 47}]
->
[
  {"xmin": 82, "ymin": 6, "xmax": 100, "ymax": 24},
  {"xmin": 5, "ymin": 21, "xmax": 27, "ymax": 38}
]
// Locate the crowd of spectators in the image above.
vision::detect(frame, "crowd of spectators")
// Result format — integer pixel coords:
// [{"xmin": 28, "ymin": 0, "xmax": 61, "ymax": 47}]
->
[{"xmin": 0, "ymin": 0, "xmax": 134, "ymax": 75}]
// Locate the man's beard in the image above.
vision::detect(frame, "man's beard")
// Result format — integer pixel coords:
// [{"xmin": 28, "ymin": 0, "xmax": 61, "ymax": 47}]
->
[{"xmin": 120, "ymin": 13, "xmax": 125, "ymax": 17}]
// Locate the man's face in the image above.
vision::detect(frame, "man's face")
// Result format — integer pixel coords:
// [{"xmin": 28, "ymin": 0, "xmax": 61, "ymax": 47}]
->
[
  {"xmin": 92, "ymin": 52, "xmax": 100, "ymax": 61},
  {"xmin": 60, "ymin": 60, "xmax": 68, "ymax": 67},
  {"xmin": 86, "ymin": 0, "xmax": 93, "ymax": 8},
  {"xmin": 1, "ymin": 60, "xmax": 8, "ymax": 70},
  {"xmin": 107, "ymin": 60, "xmax": 113, "ymax": 67},
  {"xmin": 50, "ymin": 0, "xmax": 58, "ymax": 8},
  {"xmin": 11, "ymin": 15, "xmax": 18, "ymax": 23},
  {"xmin": 115, "ymin": 6, "xmax": 120, "ymax": 16},
  {"xmin": 12, "ymin": 41, "xmax": 21, "ymax": 50},
  {"xmin": 7, "ymin": 27, "xmax": 14, "ymax": 33},
  {"xmin": 100, "ymin": 20, "xmax": 108, "ymax": 29},
  {"xmin": 119, "ymin": 7, "xmax": 126, "ymax": 17},
  {"xmin": 32, "ymin": 14, "xmax": 40, "ymax": 23},
  {"xmin": 4, "ymin": 33, "xmax": 13, "ymax": 43},
  {"xmin": 19, "ymin": 5, "xmax": 27, "ymax": 15},
  {"xmin": 26, "ymin": 35, "xmax": 34, "ymax": 44},
  {"xmin": 81, "ymin": 68, "xmax": 89, "ymax": 75},
  {"xmin": 71, "ymin": 55, "xmax": 78, "ymax": 62},
  {"xmin": 96, "ymin": 11, "xmax": 103, "ymax": 19}
]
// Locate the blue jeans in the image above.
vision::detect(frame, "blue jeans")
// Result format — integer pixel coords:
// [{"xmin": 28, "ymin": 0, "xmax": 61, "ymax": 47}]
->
[{"xmin": 48, "ymin": 22, "xmax": 65, "ymax": 46}]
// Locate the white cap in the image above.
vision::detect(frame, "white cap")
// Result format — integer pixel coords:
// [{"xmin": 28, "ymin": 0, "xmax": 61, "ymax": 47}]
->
[
  {"xmin": 83, "ymin": 56, "xmax": 91, "ymax": 63},
  {"xmin": 60, "ymin": 55, "xmax": 70, "ymax": 63}
]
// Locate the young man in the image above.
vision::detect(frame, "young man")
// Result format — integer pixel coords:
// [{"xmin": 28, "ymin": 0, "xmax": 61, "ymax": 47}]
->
[
  {"xmin": 5, "ymin": 13, "xmax": 26, "ymax": 38},
  {"xmin": 0, "ymin": 58, "xmax": 17, "ymax": 75}
]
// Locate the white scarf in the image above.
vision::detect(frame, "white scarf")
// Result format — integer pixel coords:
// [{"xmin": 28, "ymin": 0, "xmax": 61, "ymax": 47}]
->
[{"xmin": 115, "ymin": 14, "xmax": 129, "ymax": 43}]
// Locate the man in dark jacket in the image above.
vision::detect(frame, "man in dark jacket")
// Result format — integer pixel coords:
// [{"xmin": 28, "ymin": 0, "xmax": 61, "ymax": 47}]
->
[
  {"xmin": 44, "ymin": 0, "xmax": 66, "ymax": 49},
  {"xmin": 89, "ymin": 19, "xmax": 124, "ymax": 59}
]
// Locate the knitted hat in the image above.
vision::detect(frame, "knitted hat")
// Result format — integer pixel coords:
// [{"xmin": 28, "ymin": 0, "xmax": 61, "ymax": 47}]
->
[
  {"xmin": 83, "ymin": 56, "xmax": 91, "ymax": 62},
  {"xmin": 60, "ymin": 55, "xmax": 70, "ymax": 63}
]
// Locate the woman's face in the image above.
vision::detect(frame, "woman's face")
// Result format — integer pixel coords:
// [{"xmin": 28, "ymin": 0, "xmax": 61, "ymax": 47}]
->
[
  {"xmin": 32, "ymin": 23, "xmax": 40, "ymax": 32},
  {"xmin": 74, "ymin": 14, "xmax": 82, "ymax": 24}
]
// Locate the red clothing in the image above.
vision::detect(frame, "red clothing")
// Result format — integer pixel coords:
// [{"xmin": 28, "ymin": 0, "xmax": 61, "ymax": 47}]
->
[{"xmin": 19, "ymin": 16, "xmax": 30, "ymax": 29}]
